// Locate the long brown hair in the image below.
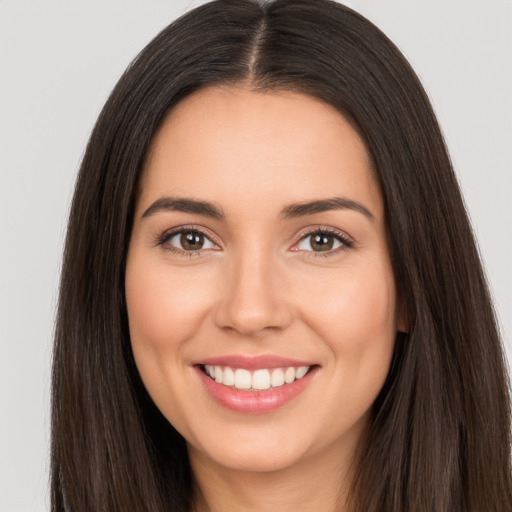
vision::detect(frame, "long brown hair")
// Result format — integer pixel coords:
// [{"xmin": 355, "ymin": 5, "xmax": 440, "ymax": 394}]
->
[{"xmin": 51, "ymin": 0, "xmax": 512, "ymax": 510}]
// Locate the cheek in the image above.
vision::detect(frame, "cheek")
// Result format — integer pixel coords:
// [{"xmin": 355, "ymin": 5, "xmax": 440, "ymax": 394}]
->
[
  {"xmin": 317, "ymin": 269, "xmax": 397, "ymax": 427},
  {"xmin": 299, "ymin": 261, "xmax": 397, "ymax": 381},
  {"xmin": 126, "ymin": 258, "xmax": 214, "ymax": 351},
  {"xmin": 124, "ymin": 252, "xmax": 221, "ymax": 433},
  {"xmin": 124, "ymin": 254, "xmax": 220, "ymax": 404},
  {"xmin": 303, "ymin": 262, "xmax": 396, "ymax": 335}
]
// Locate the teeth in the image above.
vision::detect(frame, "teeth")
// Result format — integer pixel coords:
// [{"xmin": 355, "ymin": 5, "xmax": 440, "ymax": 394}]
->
[
  {"xmin": 284, "ymin": 367, "xmax": 296, "ymax": 384},
  {"xmin": 270, "ymin": 368, "xmax": 285, "ymax": 387},
  {"xmin": 252, "ymin": 369, "xmax": 271, "ymax": 390},
  {"xmin": 234, "ymin": 369, "xmax": 252, "ymax": 390},
  {"xmin": 296, "ymin": 366, "xmax": 309, "ymax": 379},
  {"xmin": 203, "ymin": 364, "xmax": 311, "ymax": 390},
  {"xmin": 223, "ymin": 366, "xmax": 235, "ymax": 386}
]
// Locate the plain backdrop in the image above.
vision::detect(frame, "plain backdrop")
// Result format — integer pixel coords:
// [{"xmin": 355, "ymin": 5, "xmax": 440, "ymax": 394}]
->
[{"xmin": 1, "ymin": 1, "xmax": 511, "ymax": 510}]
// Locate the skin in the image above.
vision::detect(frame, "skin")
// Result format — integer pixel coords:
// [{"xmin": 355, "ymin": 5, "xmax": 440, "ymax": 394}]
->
[{"xmin": 125, "ymin": 86, "xmax": 403, "ymax": 512}]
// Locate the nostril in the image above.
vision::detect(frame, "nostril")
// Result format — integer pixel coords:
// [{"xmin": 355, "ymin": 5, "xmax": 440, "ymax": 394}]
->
[{"xmin": 214, "ymin": 300, "xmax": 293, "ymax": 336}]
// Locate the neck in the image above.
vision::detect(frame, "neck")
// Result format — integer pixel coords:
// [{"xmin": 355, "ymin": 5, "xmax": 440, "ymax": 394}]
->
[{"xmin": 189, "ymin": 438, "xmax": 360, "ymax": 512}]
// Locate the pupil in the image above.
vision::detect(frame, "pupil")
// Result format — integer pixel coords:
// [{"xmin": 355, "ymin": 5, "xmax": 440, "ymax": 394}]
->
[
  {"xmin": 311, "ymin": 234, "xmax": 333, "ymax": 251},
  {"xmin": 181, "ymin": 232, "xmax": 204, "ymax": 250}
]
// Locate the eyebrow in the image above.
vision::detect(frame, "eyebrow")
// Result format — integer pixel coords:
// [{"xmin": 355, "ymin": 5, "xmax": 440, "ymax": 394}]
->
[
  {"xmin": 141, "ymin": 195, "xmax": 374, "ymax": 222},
  {"xmin": 279, "ymin": 197, "xmax": 375, "ymax": 221},
  {"xmin": 141, "ymin": 197, "xmax": 225, "ymax": 219}
]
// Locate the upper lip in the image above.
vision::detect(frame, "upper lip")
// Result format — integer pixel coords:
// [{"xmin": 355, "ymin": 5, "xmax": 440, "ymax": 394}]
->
[{"xmin": 192, "ymin": 355, "xmax": 316, "ymax": 370}]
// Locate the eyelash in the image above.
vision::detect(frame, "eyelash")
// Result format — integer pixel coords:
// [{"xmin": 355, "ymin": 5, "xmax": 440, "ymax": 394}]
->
[
  {"xmin": 155, "ymin": 225, "xmax": 353, "ymax": 258},
  {"xmin": 293, "ymin": 226, "xmax": 354, "ymax": 257},
  {"xmin": 155, "ymin": 225, "xmax": 218, "ymax": 257}
]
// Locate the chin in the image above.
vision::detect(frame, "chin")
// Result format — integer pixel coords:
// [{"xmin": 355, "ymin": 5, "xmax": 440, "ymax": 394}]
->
[
  {"xmin": 196, "ymin": 445, "xmax": 306, "ymax": 474},
  {"xmin": 186, "ymin": 421, "xmax": 322, "ymax": 475}
]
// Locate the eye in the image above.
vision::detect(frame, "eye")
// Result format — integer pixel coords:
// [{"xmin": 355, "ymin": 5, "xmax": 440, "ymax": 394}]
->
[
  {"xmin": 162, "ymin": 229, "xmax": 218, "ymax": 253},
  {"xmin": 294, "ymin": 230, "xmax": 352, "ymax": 253}
]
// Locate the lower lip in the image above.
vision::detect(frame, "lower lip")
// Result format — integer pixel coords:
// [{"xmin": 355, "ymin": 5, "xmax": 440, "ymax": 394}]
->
[{"xmin": 195, "ymin": 366, "xmax": 318, "ymax": 414}]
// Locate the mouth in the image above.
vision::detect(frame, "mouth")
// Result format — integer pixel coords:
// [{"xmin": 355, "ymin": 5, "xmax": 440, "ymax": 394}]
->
[
  {"xmin": 200, "ymin": 364, "xmax": 312, "ymax": 391},
  {"xmin": 193, "ymin": 358, "xmax": 319, "ymax": 413}
]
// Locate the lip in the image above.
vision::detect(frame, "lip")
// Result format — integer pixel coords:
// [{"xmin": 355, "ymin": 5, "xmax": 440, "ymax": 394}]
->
[
  {"xmin": 192, "ymin": 354, "xmax": 316, "ymax": 370},
  {"xmin": 194, "ymin": 361, "xmax": 319, "ymax": 414}
]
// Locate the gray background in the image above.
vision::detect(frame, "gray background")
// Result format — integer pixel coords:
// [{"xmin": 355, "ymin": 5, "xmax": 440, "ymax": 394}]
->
[{"xmin": 1, "ymin": 1, "xmax": 511, "ymax": 510}]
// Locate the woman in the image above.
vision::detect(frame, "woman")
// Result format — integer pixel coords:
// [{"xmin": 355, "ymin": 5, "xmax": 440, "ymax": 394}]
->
[{"xmin": 51, "ymin": 0, "xmax": 512, "ymax": 510}]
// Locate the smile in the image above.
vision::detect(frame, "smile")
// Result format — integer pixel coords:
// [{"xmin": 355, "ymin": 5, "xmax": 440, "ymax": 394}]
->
[
  {"xmin": 194, "ymin": 358, "xmax": 319, "ymax": 414},
  {"xmin": 202, "ymin": 365, "xmax": 311, "ymax": 391}
]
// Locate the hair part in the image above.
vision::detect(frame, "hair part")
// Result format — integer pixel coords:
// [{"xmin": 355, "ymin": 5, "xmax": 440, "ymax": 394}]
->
[{"xmin": 52, "ymin": 1, "xmax": 512, "ymax": 510}]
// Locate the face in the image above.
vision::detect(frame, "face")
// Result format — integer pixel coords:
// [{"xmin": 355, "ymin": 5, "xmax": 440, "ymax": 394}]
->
[{"xmin": 125, "ymin": 86, "xmax": 401, "ymax": 475}]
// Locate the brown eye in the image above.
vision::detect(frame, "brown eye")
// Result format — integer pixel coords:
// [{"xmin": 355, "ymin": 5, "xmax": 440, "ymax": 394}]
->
[
  {"xmin": 180, "ymin": 231, "xmax": 204, "ymax": 250},
  {"xmin": 310, "ymin": 234, "xmax": 334, "ymax": 251},
  {"xmin": 295, "ymin": 231, "xmax": 350, "ymax": 253},
  {"xmin": 167, "ymin": 230, "xmax": 216, "ymax": 252}
]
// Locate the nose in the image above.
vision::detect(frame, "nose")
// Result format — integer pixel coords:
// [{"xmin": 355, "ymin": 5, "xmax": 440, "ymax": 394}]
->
[{"xmin": 214, "ymin": 250, "xmax": 293, "ymax": 336}]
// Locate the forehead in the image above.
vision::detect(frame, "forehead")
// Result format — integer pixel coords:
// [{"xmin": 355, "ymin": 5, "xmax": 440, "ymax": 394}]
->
[{"xmin": 138, "ymin": 86, "xmax": 382, "ymax": 218}]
